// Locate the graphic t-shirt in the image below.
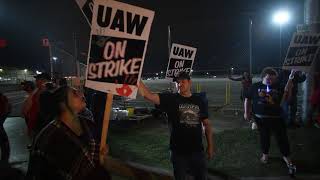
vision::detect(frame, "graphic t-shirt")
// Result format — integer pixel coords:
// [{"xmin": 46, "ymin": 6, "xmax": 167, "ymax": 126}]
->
[
  {"xmin": 245, "ymin": 82, "xmax": 284, "ymax": 117},
  {"xmin": 159, "ymin": 93, "xmax": 208, "ymax": 154}
]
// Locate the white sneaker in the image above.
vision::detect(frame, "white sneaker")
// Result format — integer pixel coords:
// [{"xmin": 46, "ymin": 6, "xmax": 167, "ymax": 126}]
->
[
  {"xmin": 260, "ymin": 155, "xmax": 268, "ymax": 164},
  {"xmin": 251, "ymin": 122, "xmax": 258, "ymax": 130},
  {"xmin": 288, "ymin": 163, "xmax": 296, "ymax": 177}
]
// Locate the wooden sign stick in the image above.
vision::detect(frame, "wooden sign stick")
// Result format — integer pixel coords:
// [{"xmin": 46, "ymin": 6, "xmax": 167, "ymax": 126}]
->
[{"xmin": 99, "ymin": 93, "xmax": 114, "ymax": 165}]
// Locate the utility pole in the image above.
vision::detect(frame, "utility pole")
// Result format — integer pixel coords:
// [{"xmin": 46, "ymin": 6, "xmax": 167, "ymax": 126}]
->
[
  {"xmin": 249, "ymin": 18, "xmax": 253, "ymax": 75},
  {"xmin": 74, "ymin": 33, "xmax": 80, "ymax": 78},
  {"xmin": 301, "ymin": 0, "xmax": 320, "ymax": 123},
  {"xmin": 49, "ymin": 41, "xmax": 53, "ymax": 79}
]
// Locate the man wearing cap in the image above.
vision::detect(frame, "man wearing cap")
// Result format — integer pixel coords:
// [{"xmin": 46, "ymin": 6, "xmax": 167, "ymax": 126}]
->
[
  {"xmin": 24, "ymin": 73, "xmax": 51, "ymax": 137},
  {"xmin": 139, "ymin": 71, "xmax": 214, "ymax": 180}
]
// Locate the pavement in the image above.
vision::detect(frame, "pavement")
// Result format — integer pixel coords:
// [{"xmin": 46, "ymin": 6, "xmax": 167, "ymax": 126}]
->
[
  {"xmin": 4, "ymin": 116, "xmax": 320, "ymax": 180},
  {"xmin": 1, "ymin": 79, "xmax": 318, "ymax": 179}
]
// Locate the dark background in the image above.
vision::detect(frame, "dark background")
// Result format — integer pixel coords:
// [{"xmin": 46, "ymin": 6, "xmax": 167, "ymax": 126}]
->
[{"xmin": 0, "ymin": 0, "xmax": 304, "ymax": 74}]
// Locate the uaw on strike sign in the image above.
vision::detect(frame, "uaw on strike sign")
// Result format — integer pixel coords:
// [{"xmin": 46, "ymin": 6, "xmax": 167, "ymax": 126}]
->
[
  {"xmin": 166, "ymin": 43, "xmax": 197, "ymax": 78},
  {"xmin": 283, "ymin": 33, "xmax": 320, "ymax": 72},
  {"xmin": 85, "ymin": 0, "xmax": 154, "ymax": 99}
]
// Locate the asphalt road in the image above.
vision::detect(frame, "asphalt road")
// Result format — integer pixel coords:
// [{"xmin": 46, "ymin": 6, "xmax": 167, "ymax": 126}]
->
[{"xmin": 3, "ymin": 91, "xmax": 27, "ymax": 117}]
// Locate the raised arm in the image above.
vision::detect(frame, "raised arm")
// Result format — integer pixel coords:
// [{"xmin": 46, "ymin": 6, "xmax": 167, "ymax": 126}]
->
[
  {"xmin": 244, "ymin": 98, "xmax": 252, "ymax": 121},
  {"xmin": 228, "ymin": 74, "xmax": 242, "ymax": 81},
  {"xmin": 138, "ymin": 80, "xmax": 160, "ymax": 105},
  {"xmin": 281, "ymin": 70, "xmax": 295, "ymax": 104}
]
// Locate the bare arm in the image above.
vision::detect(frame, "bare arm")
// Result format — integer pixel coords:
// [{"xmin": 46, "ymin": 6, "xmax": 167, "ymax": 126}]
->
[
  {"xmin": 244, "ymin": 98, "xmax": 252, "ymax": 121},
  {"xmin": 138, "ymin": 80, "xmax": 160, "ymax": 105},
  {"xmin": 228, "ymin": 75, "xmax": 242, "ymax": 81},
  {"xmin": 202, "ymin": 118, "xmax": 214, "ymax": 159},
  {"xmin": 281, "ymin": 79, "xmax": 293, "ymax": 104}
]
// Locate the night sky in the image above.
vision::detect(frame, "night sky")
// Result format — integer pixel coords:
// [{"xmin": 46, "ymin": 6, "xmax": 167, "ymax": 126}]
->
[{"xmin": 0, "ymin": 0, "xmax": 304, "ymax": 74}]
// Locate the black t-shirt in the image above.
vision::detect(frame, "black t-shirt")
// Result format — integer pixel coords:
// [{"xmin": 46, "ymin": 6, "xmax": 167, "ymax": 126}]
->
[
  {"xmin": 245, "ymin": 82, "xmax": 284, "ymax": 117},
  {"xmin": 159, "ymin": 93, "xmax": 208, "ymax": 154}
]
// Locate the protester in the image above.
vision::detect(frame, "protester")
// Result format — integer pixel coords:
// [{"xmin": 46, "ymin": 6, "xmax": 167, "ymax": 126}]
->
[
  {"xmin": 279, "ymin": 70, "xmax": 306, "ymax": 127},
  {"xmin": 34, "ymin": 82, "xmax": 57, "ymax": 135},
  {"xmin": 26, "ymin": 86, "xmax": 110, "ymax": 180},
  {"xmin": 308, "ymin": 72, "xmax": 320, "ymax": 128},
  {"xmin": 23, "ymin": 73, "xmax": 51, "ymax": 136},
  {"xmin": 21, "ymin": 81, "xmax": 36, "ymax": 126},
  {"xmin": 139, "ymin": 71, "xmax": 214, "ymax": 180},
  {"xmin": 228, "ymin": 71, "xmax": 252, "ymax": 102},
  {"xmin": 0, "ymin": 93, "xmax": 11, "ymax": 163},
  {"xmin": 244, "ymin": 67, "xmax": 296, "ymax": 176}
]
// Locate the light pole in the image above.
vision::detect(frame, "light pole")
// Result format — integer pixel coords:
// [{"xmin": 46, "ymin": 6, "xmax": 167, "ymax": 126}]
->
[
  {"xmin": 24, "ymin": 69, "xmax": 28, "ymax": 80},
  {"xmin": 272, "ymin": 10, "xmax": 290, "ymax": 65},
  {"xmin": 52, "ymin": 56, "xmax": 58, "ymax": 77},
  {"xmin": 249, "ymin": 18, "xmax": 253, "ymax": 75}
]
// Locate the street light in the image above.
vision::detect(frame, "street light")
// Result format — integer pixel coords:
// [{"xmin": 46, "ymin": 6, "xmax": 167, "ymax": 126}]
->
[
  {"xmin": 272, "ymin": 10, "xmax": 290, "ymax": 25},
  {"xmin": 231, "ymin": 67, "xmax": 235, "ymax": 75},
  {"xmin": 272, "ymin": 10, "xmax": 290, "ymax": 64},
  {"xmin": 0, "ymin": 68, "xmax": 3, "ymax": 72},
  {"xmin": 52, "ymin": 56, "xmax": 58, "ymax": 61}
]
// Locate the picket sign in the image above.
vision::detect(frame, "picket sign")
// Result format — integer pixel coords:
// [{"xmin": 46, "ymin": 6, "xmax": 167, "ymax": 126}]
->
[
  {"xmin": 99, "ymin": 93, "xmax": 113, "ymax": 164},
  {"xmin": 81, "ymin": 0, "xmax": 154, "ymax": 163}
]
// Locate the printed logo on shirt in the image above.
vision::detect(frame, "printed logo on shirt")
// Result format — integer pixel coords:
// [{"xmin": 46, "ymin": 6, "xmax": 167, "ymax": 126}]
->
[
  {"xmin": 179, "ymin": 104, "xmax": 200, "ymax": 127},
  {"xmin": 257, "ymin": 88, "xmax": 280, "ymax": 105}
]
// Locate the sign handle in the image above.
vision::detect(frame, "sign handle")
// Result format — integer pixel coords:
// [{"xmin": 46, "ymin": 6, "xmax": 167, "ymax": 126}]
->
[{"xmin": 99, "ymin": 93, "xmax": 114, "ymax": 165}]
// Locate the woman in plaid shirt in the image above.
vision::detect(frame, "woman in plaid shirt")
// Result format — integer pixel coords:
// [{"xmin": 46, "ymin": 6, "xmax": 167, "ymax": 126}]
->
[{"xmin": 26, "ymin": 86, "xmax": 110, "ymax": 180}]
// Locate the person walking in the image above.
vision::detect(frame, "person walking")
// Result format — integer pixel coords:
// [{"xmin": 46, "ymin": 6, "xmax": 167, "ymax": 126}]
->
[
  {"xmin": 23, "ymin": 73, "xmax": 51, "ymax": 136},
  {"xmin": 244, "ymin": 67, "xmax": 296, "ymax": 177},
  {"xmin": 139, "ymin": 71, "xmax": 214, "ymax": 180},
  {"xmin": 228, "ymin": 71, "xmax": 252, "ymax": 102}
]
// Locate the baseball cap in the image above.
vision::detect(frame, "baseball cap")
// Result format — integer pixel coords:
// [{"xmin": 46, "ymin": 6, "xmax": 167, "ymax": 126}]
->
[{"xmin": 34, "ymin": 72, "xmax": 51, "ymax": 80}]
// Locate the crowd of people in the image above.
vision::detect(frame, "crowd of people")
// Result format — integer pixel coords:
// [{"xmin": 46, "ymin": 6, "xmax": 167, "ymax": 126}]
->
[
  {"xmin": 1, "ymin": 73, "xmax": 111, "ymax": 180},
  {"xmin": 0, "ymin": 68, "xmax": 319, "ymax": 179}
]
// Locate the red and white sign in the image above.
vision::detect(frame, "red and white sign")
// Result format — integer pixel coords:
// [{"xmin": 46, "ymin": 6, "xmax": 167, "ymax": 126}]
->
[{"xmin": 85, "ymin": 0, "xmax": 154, "ymax": 99}]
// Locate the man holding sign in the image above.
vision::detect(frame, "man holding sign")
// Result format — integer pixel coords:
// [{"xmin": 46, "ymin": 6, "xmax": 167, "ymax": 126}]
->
[{"xmin": 139, "ymin": 71, "xmax": 214, "ymax": 180}]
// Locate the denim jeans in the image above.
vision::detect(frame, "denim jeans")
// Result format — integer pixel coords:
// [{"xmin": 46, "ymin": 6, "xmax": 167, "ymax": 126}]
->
[{"xmin": 170, "ymin": 151, "xmax": 207, "ymax": 180}]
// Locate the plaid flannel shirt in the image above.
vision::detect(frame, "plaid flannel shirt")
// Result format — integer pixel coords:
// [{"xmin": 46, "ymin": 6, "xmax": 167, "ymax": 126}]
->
[{"xmin": 27, "ymin": 116, "xmax": 101, "ymax": 180}]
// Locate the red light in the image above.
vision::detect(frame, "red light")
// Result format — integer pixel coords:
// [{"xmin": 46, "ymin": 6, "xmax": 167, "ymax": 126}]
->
[
  {"xmin": 0, "ymin": 39, "xmax": 7, "ymax": 48},
  {"xmin": 42, "ymin": 38, "xmax": 50, "ymax": 47}
]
